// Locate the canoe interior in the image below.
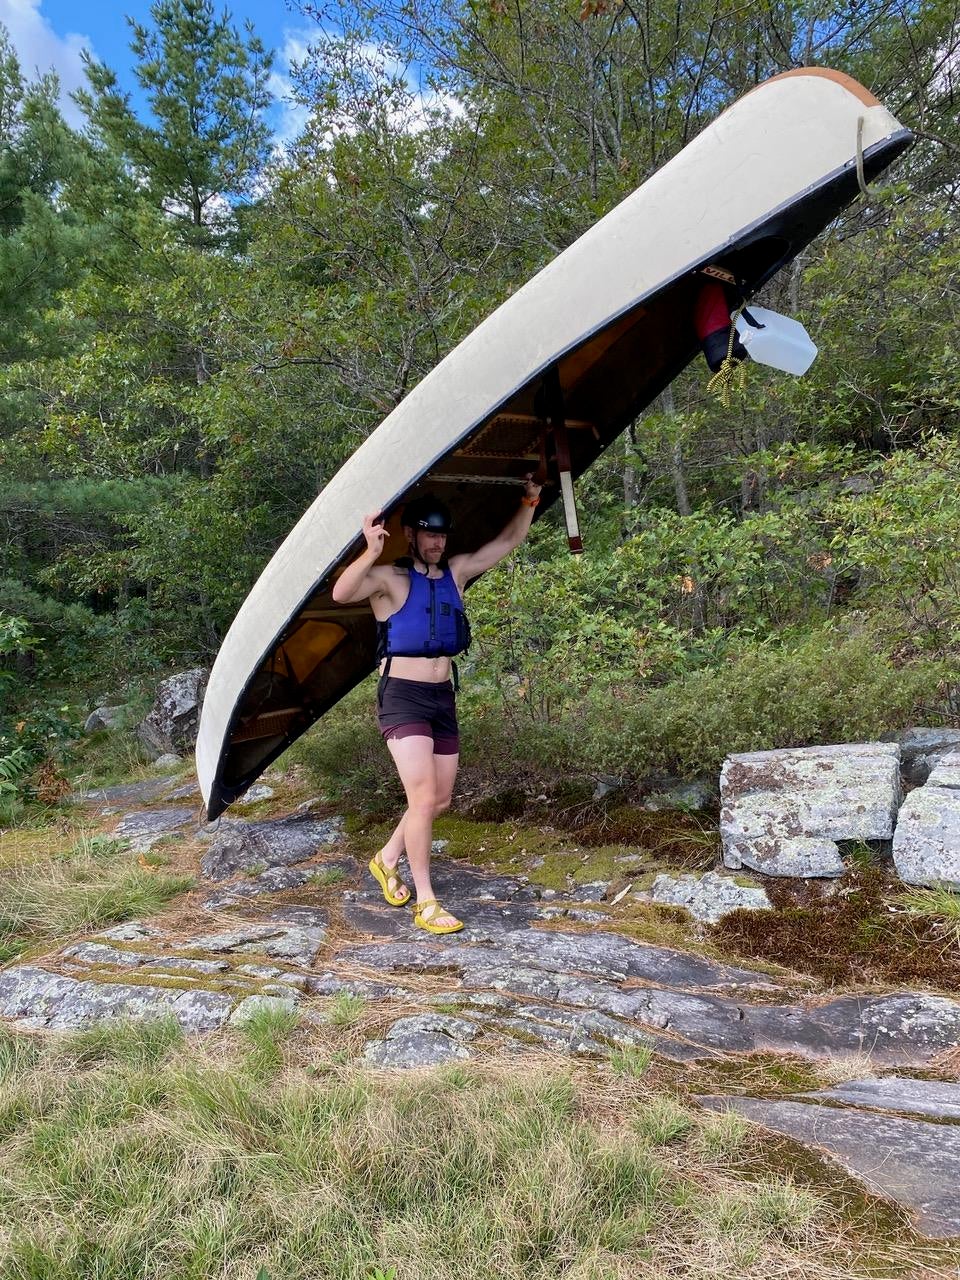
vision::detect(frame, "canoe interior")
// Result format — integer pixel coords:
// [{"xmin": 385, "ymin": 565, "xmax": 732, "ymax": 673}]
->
[{"xmin": 209, "ymin": 130, "xmax": 911, "ymax": 816}]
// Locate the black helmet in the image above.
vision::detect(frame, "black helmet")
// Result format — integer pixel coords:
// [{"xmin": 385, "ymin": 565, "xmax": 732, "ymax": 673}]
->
[{"xmin": 401, "ymin": 494, "xmax": 452, "ymax": 533}]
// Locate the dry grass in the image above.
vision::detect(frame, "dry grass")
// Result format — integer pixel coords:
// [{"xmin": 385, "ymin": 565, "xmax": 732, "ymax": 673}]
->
[
  {"xmin": 0, "ymin": 1023, "xmax": 951, "ymax": 1280},
  {"xmin": 0, "ymin": 830, "xmax": 194, "ymax": 964},
  {"xmin": 713, "ymin": 868, "xmax": 960, "ymax": 990}
]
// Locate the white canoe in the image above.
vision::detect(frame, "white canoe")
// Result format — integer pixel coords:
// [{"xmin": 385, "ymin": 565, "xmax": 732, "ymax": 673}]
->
[{"xmin": 197, "ymin": 68, "xmax": 910, "ymax": 818}]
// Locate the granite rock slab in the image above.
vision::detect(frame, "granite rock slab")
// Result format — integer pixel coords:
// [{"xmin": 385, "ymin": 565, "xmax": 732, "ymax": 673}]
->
[
  {"xmin": 0, "ymin": 964, "xmax": 232, "ymax": 1032},
  {"xmin": 305, "ymin": 973, "xmax": 401, "ymax": 998},
  {"xmin": 721, "ymin": 742, "xmax": 901, "ymax": 876},
  {"xmin": 0, "ymin": 965, "xmax": 81, "ymax": 1021},
  {"xmin": 72, "ymin": 778, "xmax": 171, "ymax": 809},
  {"xmin": 337, "ymin": 931, "xmax": 775, "ymax": 992},
  {"xmin": 650, "ymin": 871, "xmax": 772, "ymax": 923},
  {"xmin": 163, "ymin": 781, "xmax": 201, "ymax": 802},
  {"xmin": 362, "ymin": 1031, "xmax": 472, "ymax": 1068},
  {"xmin": 802, "ymin": 1077, "xmax": 960, "ymax": 1120},
  {"xmin": 699, "ymin": 1095, "xmax": 960, "ymax": 1238},
  {"xmin": 61, "ymin": 942, "xmax": 148, "ymax": 969},
  {"xmin": 892, "ymin": 783, "xmax": 960, "ymax": 891},
  {"xmin": 361, "ymin": 1013, "xmax": 478, "ymax": 1068},
  {"xmin": 114, "ymin": 807, "xmax": 196, "ymax": 851},
  {"xmin": 229, "ymin": 993, "xmax": 299, "ymax": 1025},
  {"xmin": 748, "ymin": 992, "xmax": 960, "ymax": 1062},
  {"xmin": 200, "ymin": 814, "xmax": 344, "ymax": 879},
  {"xmin": 47, "ymin": 983, "xmax": 233, "ymax": 1032},
  {"xmin": 924, "ymin": 752, "xmax": 960, "ymax": 789},
  {"xmin": 181, "ymin": 919, "xmax": 327, "ymax": 966},
  {"xmin": 202, "ymin": 860, "xmax": 354, "ymax": 910}
]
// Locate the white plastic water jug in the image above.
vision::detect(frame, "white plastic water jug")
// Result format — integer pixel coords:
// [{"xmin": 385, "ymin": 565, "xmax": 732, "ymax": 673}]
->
[{"xmin": 734, "ymin": 305, "xmax": 818, "ymax": 375}]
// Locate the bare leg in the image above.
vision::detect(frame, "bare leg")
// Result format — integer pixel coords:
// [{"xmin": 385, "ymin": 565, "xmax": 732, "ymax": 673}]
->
[
  {"xmin": 379, "ymin": 811, "xmax": 407, "ymax": 869},
  {"xmin": 381, "ymin": 749, "xmax": 460, "ymax": 871},
  {"xmin": 386, "ymin": 736, "xmax": 460, "ymax": 928}
]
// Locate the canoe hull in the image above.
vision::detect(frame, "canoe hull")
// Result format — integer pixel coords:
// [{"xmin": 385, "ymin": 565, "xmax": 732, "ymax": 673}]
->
[{"xmin": 197, "ymin": 70, "xmax": 911, "ymax": 818}]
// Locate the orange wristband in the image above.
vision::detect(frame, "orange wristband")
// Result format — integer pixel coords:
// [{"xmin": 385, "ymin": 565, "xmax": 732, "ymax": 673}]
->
[{"xmin": 521, "ymin": 494, "xmax": 540, "ymax": 508}]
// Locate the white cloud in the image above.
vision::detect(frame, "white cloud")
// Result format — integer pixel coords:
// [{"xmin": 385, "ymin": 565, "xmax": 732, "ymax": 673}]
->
[
  {"xmin": 267, "ymin": 26, "xmax": 466, "ymax": 156},
  {"xmin": 0, "ymin": 0, "xmax": 94, "ymax": 127},
  {"xmin": 266, "ymin": 27, "xmax": 314, "ymax": 153}
]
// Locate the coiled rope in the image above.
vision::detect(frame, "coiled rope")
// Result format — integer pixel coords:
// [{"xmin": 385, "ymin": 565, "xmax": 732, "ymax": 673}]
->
[{"xmin": 705, "ymin": 302, "xmax": 748, "ymax": 406}]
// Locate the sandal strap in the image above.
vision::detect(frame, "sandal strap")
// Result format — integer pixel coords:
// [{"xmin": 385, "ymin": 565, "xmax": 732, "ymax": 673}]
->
[
  {"xmin": 415, "ymin": 899, "xmax": 440, "ymax": 915},
  {"xmin": 376, "ymin": 851, "xmax": 401, "ymax": 883}
]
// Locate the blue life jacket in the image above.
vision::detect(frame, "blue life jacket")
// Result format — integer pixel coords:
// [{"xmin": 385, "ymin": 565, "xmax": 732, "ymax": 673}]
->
[{"xmin": 377, "ymin": 561, "xmax": 471, "ymax": 660}]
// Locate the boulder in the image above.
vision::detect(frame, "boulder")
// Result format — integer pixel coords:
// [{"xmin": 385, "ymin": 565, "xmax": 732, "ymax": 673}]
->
[
  {"xmin": 149, "ymin": 753, "xmax": 182, "ymax": 772},
  {"xmin": 137, "ymin": 668, "xmax": 209, "ymax": 759},
  {"xmin": 925, "ymin": 752, "xmax": 960, "ymax": 789},
  {"xmin": 641, "ymin": 781, "xmax": 714, "ymax": 811},
  {"xmin": 720, "ymin": 742, "xmax": 901, "ymax": 877},
  {"xmin": 893, "ymin": 782, "xmax": 960, "ymax": 891},
  {"xmin": 891, "ymin": 727, "xmax": 960, "ymax": 786},
  {"xmin": 83, "ymin": 705, "xmax": 126, "ymax": 734}
]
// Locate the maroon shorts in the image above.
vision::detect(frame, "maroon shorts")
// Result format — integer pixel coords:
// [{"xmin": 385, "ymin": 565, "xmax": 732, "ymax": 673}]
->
[{"xmin": 376, "ymin": 676, "xmax": 460, "ymax": 755}]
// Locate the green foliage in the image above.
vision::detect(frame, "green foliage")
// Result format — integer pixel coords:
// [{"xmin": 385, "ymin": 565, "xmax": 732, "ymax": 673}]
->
[
  {"xmin": 0, "ymin": 1050, "xmax": 901, "ymax": 1279},
  {"xmin": 327, "ymin": 993, "xmax": 366, "ymax": 1027},
  {"xmin": 240, "ymin": 1003, "xmax": 300, "ymax": 1077},
  {"xmin": 77, "ymin": 0, "xmax": 273, "ymax": 243},
  {"xmin": 0, "ymin": 0, "xmax": 957, "ymax": 779},
  {"xmin": 0, "ymin": 31, "xmax": 89, "ymax": 358},
  {"xmin": 0, "ymin": 830, "xmax": 194, "ymax": 958},
  {"xmin": 0, "ymin": 744, "xmax": 29, "ymax": 795},
  {"xmin": 609, "ymin": 1045, "xmax": 654, "ymax": 1079},
  {"xmin": 574, "ymin": 623, "xmax": 944, "ymax": 781}
]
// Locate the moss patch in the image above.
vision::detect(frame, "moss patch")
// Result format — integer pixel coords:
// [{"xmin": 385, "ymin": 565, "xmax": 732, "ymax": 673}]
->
[
  {"xmin": 713, "ymin": 867, "xmax": 960, "ymax": 991},
  {"xmin": 682, "ymin": 1053, "xmax": 826, "ymax": 1100}
]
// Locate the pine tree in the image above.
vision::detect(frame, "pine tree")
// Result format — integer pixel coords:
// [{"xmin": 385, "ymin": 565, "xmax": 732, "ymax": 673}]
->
[
  {"xmin": 76, "ymin": 0, "xmax": 273, "ymax": 246},
  {"xmin": 0, "ymin": 27, "xmax": 86, "ymax": 359}
]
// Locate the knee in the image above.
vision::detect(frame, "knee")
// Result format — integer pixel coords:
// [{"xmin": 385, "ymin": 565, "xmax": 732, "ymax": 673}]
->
[
  {"xmin": 433, "ymin": 795, "xmax": 452, "ymax": 816},
  {"xmin": 408, "ymin": 792, "xmax": 437, "ymax": 818}
]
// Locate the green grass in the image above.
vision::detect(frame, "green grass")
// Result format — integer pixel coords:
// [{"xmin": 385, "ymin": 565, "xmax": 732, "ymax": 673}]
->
[
  {"xmin": 0, "ymin": 1027, "xmax": 947, "ymax": 1280},
  {"xmin": 327, "ymin": 992, "xmax": 366, "ymax": 1027},
  {"xmin": 0, "ymin": 830, "xmax": 194, "ymax": 957},
  {"xmin": 609, "ymin": 1044, "xmax": 654, "ymax": 1079},
  {"xmin": 309, "ymin": 866, "xmax": 347, "ymax": 887},
  {"xmin": 895, "ymin": 884, "xmax": 960, "ymax": 942},
  {"xmin": 240, "ymin": 1003, "xmax": 300, "ymax": 1076}
]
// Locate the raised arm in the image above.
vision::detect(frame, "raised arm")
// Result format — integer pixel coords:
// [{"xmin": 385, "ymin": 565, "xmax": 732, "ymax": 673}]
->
[
  {"xmin": 450, "ymin": 474, "xmax": 543, "ymax": 583},
  {"xmin": 331, "ymin": 513, "xmax": 392, "ymax": 604}
]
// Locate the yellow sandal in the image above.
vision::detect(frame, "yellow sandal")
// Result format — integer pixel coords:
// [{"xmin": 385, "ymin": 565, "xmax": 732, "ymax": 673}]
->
[
  {"xmin": 369, "ymin": 850, "xmax": 411, "ymax": 907},
  {"xmin": 413, "ymin": 899, "xmax": 464, "ymax": 935}
]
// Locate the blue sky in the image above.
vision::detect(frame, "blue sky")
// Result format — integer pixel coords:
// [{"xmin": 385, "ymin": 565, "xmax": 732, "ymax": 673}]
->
[{"xmin": 0, "ymin": 0, "xmax": 312, "ymax": 142}]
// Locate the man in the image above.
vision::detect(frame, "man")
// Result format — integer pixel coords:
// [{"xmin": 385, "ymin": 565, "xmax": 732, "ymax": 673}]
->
[{"xmin": 331, "ymin": 475, "xmax": 543, "ymax": 933}]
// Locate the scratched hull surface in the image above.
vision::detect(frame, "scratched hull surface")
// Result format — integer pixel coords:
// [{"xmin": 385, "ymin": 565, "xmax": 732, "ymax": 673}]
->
[{"xmin": 197, "ymin": 69, "xmax": 911, "ymax": 819}]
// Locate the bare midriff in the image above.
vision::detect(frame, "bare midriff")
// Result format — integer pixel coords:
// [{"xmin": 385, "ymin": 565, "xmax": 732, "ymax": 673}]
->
[{"xmin": 378, "ymin": 654, "xmax": 453, "ymax": 683}]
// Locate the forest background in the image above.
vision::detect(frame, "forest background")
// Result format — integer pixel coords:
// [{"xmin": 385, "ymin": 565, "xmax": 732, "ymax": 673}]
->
[{"xmin": 2, "ymin": 0, "xmax": 960, "ymax": 807}]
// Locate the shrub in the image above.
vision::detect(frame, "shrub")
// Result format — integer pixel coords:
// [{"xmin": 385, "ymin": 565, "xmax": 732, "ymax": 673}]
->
[{"xmin": 572, "ymin": 622, "xmax": 947, "ymax": 781}]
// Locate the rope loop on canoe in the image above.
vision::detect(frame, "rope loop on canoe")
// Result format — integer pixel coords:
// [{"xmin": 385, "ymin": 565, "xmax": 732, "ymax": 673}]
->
[{"xmin": 706, "ymin": 302, "xmax": 748, "ymax": 406}]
